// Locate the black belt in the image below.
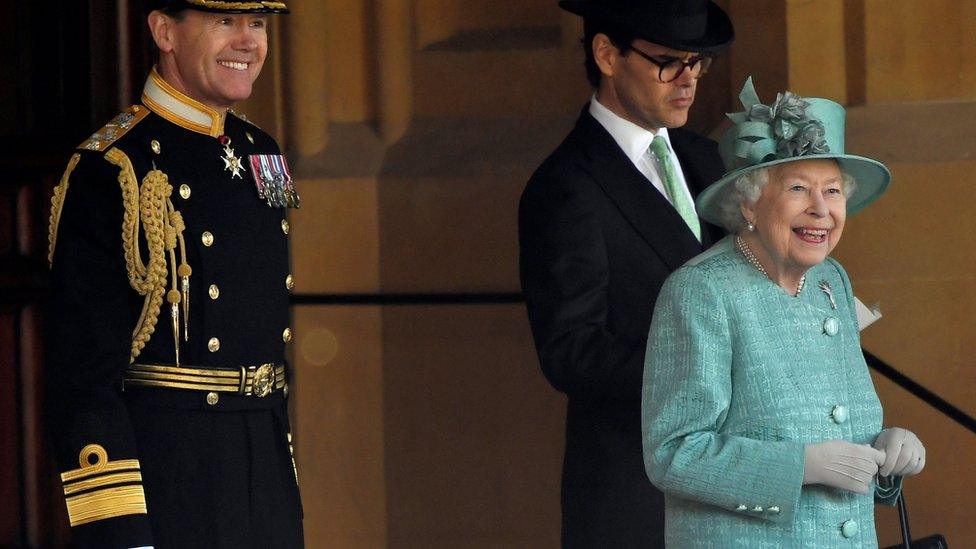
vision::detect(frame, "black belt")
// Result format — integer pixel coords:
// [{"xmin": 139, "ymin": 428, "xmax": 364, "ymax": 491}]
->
[{"xmin": 124, "ymin": 363, "xmax": 287, "ymax": 401}]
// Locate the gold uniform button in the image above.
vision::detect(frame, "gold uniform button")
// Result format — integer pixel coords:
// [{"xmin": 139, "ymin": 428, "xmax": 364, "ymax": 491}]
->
[
  {"xmin": 208, "ymin": 337, "xmax": 220, "ymax": 352},
  {"xmin": 281, "ymin": 219, "xmax": 290, "ymax": 235},
  {"xmin": 206, "ymin": 392, "xmax": 219, "ymax": 406},
  {"xmin": 209, "ymin": 284, "xmax": 220, "ymax": 300},
  {"xmin": 282, "ymin": 328, "xmax": 292, "ymax": 343},
  {"xmin": 179, "ymin": 184, "xmax": 191, "ymax": 199},
  {"xmin": 202, "ymin": 231, "xmax": 214, "ymax": 247},
  {"xmin": 246, "ymin": 131, "xmax": 255, "ymax": 144},
  {"xmin": 151, "ymin": 139, "xmax": 161, "ymax": 155},
  {"xmin": 286, "ymin": 274, "xmax": 294, "ymax": 290}
]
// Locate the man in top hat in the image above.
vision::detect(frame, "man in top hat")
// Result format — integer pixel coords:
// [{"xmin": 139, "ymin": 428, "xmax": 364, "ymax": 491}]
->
[
  {"xmin": 518, "ymin": 1, "xmax": 734, "ymax": 546},
  {"xmin": 46, "ymin": 1, "xmax": 302, "ymax": 547}
]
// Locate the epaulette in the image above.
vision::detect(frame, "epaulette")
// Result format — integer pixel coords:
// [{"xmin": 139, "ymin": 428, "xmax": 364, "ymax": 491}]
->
[{"xmin": 77, "ymin": 105, "xmax": 150, "ymax": 152}]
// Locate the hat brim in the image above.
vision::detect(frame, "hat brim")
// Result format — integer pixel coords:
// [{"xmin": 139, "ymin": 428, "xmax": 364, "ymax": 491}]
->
[
  {"xmin": 558, "ymin": 1, "xmax": 734, "ymax": 52},
  {"xmin": 695, "ymin": 154, "xmax": 892, "ymax": 227}
]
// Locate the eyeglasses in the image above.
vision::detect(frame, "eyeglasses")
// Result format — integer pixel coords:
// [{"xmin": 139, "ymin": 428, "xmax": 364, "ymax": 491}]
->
[{"xmin": 628, "ymin": 46, "xmax": 714, "ymax": 83}]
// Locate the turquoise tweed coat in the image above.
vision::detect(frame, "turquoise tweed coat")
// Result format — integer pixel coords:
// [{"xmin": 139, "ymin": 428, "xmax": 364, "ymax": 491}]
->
[{"xmin": 642, "ymin": 237, "xmax": 899, "ymax": 548}]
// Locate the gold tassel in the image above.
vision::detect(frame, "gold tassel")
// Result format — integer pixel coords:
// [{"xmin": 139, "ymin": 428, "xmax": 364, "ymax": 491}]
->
[{"xmin": 166, "ymin": 289, "xmax": 181, "ymax": 366}]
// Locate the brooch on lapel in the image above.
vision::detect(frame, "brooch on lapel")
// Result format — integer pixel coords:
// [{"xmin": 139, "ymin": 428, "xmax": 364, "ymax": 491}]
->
[
  {"xmin": 248, "ymin": 154, "xmax": 301, "ymax": 209},
  {"xmin": 818, "ymin": 280, "xmax": 836, "ymax": 309}
]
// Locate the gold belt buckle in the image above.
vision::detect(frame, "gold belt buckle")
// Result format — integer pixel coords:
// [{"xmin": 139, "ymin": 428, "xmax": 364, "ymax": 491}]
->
[{"xmin": 252, "ymin": 364, "xmax": 276, "ymax": 397}]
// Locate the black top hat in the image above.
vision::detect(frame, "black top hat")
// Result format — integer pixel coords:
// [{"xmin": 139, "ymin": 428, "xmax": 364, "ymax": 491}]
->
[
  {"xmin": 559, "ymin": 0, "xmax": 733, "ymax": 53},
  {"xmin": 147, "ymin": 0, "xmax": 289, "ymax": 14}
]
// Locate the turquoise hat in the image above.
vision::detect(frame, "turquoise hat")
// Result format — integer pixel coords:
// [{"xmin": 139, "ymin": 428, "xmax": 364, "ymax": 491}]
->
[{"xmin": 696, "ymin": 77, "xmax": 891, "ymax": 226}]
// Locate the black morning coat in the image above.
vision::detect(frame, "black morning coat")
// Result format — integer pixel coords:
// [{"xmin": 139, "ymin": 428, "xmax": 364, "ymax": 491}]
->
[
  {"xmin": 519, "ymin": 107, "xmax": 726, "ymax": 548},
  {"xmin": 46, "ymin": 70, "xmax": 303, "ymax": 548}
]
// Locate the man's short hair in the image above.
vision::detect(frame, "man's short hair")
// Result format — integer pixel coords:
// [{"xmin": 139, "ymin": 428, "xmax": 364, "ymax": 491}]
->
[{"xmin": 582, "ymin": 18, "xmax": 637, "ymax": 89}]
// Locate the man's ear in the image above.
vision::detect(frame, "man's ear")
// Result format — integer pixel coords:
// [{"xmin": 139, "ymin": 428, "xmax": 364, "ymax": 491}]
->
[
  {"xmin": 148, "ymin": 11, "xmax": 176, "ymax": 54},
  {"xmin": 592, "ymin": 33, "xmax": 619, "ymax": 79}
]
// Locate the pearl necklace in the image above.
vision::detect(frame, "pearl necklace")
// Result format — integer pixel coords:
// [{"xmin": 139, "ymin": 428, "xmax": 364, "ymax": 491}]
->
[{"xmin": 735, "ymin": 235, "xmax": 806, "ymax": 296}]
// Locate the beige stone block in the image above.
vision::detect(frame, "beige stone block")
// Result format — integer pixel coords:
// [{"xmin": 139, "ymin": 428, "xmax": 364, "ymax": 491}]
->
[
  {"xmin": 293, "ymin": 305, "xmax": 386, "ymax": 548},
  {"xmin": 377, "ymin": 175, "xmax": 522, "ymax": 293},
  {"xmin": 381, "ymin": 305, "xmax": 564, "ymax": 547},
  {"xmin": 290, "ymin": 178, "xmax": 380, "ymax": 294},
  {"xmin": 786, "ymin": 0, "xmax": 847, "ymax": 101},
  {"xmin": 864, "ymin": 1, "xmax": 976, "ymax": 102}
]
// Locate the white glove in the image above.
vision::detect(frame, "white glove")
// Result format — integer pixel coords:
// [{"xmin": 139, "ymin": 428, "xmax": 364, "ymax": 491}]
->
[
  {"xmin": 803, "ymin": 440, "xmax": 885, "ymax": 493},
  {"xmin": 873, "ymin": 427, "xmax": 926, "ymax": 477}
]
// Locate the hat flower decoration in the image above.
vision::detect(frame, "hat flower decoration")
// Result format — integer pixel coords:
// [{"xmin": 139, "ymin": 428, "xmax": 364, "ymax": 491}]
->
[
  {"xmin": 726, "ymin": 77, "xmax": 830, "ymax": 169},
  {"xmin": 695, "ymin": 76, "xmax": 892, "ymax": 225}
]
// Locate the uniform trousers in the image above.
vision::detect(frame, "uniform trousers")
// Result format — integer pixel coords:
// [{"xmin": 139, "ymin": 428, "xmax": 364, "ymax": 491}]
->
[{"xmin": 123, "ymin": 389, "xmax": 304, "ymax": 548}]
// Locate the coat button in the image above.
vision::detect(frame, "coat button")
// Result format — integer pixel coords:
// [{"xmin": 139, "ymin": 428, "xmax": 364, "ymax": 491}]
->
[
  {"xmin": 208, "ymin": 337, "xmax": 220, "ymax": 352},
  {"xmin": 282, "ymin": 328, "xmax": 292, "ymax": 343},
  {"xmin": 202, "ymin": 231, "xmax": 214, "ymax": 247},
  {"xmin": 150, "ymin": 139, "xmax": 161, "ymax": 155},
  {"xmin": 830, "ymin": 404, "xmax": 849, "ymax": 424},
  {"xmin": 767, "ymin": 506, "xmax": 780, "ymax": 514},
  {"xmin": 206, "ymin": 392, "xmax": 219, "ymax": 406},
  {"xmin": 751, "ymin": 505, "xmax": 763, "ymax": 513},
  {"xmin": 286, "ymin": 274, "xmax": 294, "ymax": 290},
  {"xmin": 735, "ymin": 504, "xmax": 747, "ymax": 512},
  {"xmin": 823, "ymin": 317, "xmax": 839, "ymax": 336},
  {"xmin": 841, "ymin": 519, "xmax": 859, "ymax": 538},
  {"xmin": 179, "ymin": 184, "xmax": 191, "ymax": 199},
  {"xmin": 209, "ymin": 284, "xmax": 220, "ymax": 300},
  {"xmin": 281, "ymin": 219, "xmax": 290, "ymax": 235}
]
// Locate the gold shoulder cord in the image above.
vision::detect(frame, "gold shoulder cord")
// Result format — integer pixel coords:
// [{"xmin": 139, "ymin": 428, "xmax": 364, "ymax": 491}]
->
[
  {"xmin": 47, "ymin": 153, "xmax": 82, "ymax": 265},
  {"xmin": 104, "ymin": 148, "xmax": 191, "ymax": 364}
]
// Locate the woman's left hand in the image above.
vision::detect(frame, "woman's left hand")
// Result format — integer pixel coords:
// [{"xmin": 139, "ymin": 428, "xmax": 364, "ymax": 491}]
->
[{"xmin": 873, "ymin": 428, "xmax": 926, "ymax": 477}]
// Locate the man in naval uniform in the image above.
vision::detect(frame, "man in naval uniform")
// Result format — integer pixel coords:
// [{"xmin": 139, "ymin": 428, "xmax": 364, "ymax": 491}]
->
[{"xmin": 46, "ymin": 1, "xmax": 302, "ymax": 547}]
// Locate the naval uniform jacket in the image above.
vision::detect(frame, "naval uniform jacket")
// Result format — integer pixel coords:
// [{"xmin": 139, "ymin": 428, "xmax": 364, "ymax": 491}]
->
[
  {"xmin": 518, "ymin": 107, "xmax": 725, "ymax": 548},
  {"xmin": 47, "ymin": 70, "xmax": 303, "ymax": 548},
  {"xmin": 642, "ymin": 238, "xmax": 900, "ymax": 548}
]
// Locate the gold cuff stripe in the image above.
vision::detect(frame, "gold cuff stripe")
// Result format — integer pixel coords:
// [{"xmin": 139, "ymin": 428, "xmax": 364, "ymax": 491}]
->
[
  {"xmin": 65, "ymin": 485, "xmax": 148, "ymax": 527},
  {"xmin": 47, "ymin": 153, "xmax": 81, "ymax": 266},
  {"xmin": 61, "ymin": 459, "xmax": 141, "ymax": 483},
  {"xmin": 186, "ymin": 0, "xmax": 287, "ymax": 9},
  {"xmin": 63, "ymin": 471, "xmax": 143, "ymax": 496}
]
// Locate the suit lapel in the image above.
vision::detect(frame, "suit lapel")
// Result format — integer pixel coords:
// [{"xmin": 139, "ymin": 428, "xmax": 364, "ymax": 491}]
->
[{"xmin": 569, "ymin": 111, "xmax": 703, "ymax": 271}]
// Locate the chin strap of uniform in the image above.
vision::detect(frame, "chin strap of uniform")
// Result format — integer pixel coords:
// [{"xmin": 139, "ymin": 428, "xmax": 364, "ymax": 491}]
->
[{"xmin": 105, "ymin": 148, "xmax": 190, "ymax": 364}]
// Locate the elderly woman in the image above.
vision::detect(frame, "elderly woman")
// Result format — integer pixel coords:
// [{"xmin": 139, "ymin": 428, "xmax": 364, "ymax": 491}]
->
[{"xmin": 641, "ymin": 78, "xmax": 926, "ymax": 548}]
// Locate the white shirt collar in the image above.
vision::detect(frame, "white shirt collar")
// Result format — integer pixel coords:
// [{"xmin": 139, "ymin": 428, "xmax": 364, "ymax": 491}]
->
[{"xmin": 588, "ymin": 95, "xmax": 673, "ymax": 163}]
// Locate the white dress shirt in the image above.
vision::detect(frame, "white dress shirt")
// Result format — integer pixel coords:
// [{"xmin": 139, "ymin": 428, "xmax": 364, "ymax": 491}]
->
[{"xmin": 588, "ymin": 96, "xmax": 697, "ymax": 211}]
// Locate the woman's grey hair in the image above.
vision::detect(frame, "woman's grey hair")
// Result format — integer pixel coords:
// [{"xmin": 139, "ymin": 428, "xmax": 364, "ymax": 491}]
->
[{"xmin": 715, "ymin": 165, "xmax": 858, "ymax": 233}]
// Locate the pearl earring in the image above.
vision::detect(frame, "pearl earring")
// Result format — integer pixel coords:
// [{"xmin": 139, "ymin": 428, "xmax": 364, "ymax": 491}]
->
[{"xmin": 747, "ymin": 221, "xmax": 755, "ymax": 232}]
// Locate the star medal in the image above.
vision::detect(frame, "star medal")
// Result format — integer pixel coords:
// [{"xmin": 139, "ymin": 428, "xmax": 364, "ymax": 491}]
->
[
  {"xmin": 219, "ymin": 135, "xmax": 245, "ymax": 179},
  {"xmin": 248, "ymin": 153, "xmax": 301, "ymax": 208}
]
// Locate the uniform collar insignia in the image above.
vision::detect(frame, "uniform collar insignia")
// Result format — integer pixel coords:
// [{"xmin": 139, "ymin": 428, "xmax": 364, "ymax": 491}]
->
[{"xmin": 141, "ymin": 68, "xmax": 226, "ymax": 137}]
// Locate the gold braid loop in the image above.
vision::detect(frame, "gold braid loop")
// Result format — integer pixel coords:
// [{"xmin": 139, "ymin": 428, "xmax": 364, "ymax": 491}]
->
[
  {"xmin": 48, "ymin": 153, "xmax": 82, "ymax": 266},
  {"xmin": 103, "ymin": 149, "xmax": 188, "ymax": 363}
]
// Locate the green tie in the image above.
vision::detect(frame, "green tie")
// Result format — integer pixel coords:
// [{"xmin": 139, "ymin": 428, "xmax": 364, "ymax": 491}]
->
[{"xmin": 650, "ymin": 135, "xmax": 701, "ymax": 242}]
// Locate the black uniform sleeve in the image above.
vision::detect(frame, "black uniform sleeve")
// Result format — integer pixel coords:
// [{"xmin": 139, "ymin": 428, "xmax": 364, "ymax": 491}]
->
[
  {"xmin": 519, "ymin": 166, "xmax": 645, "ymax": 402},
  {"xmin": 46, "ymin": 152, "xmax": 155, "ymax": 547}
]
